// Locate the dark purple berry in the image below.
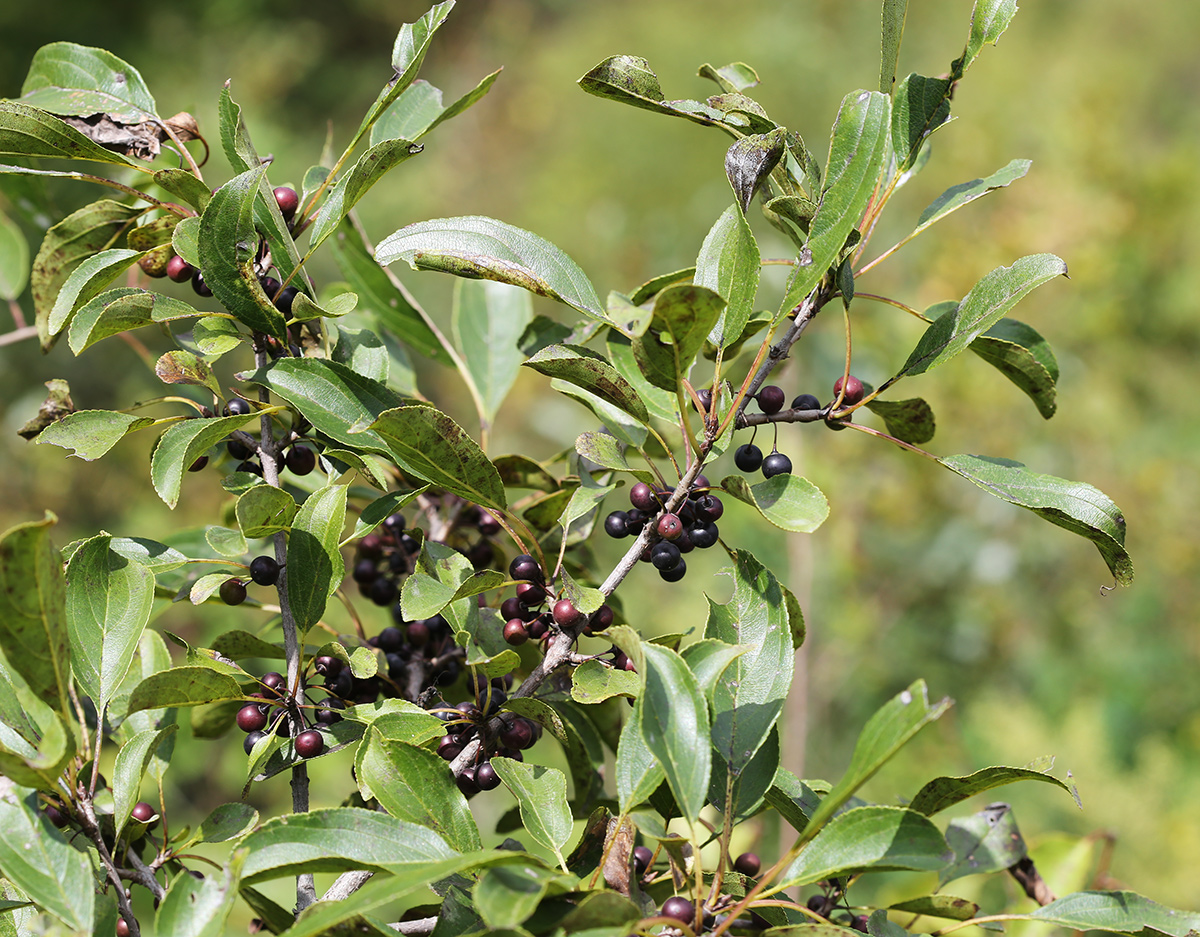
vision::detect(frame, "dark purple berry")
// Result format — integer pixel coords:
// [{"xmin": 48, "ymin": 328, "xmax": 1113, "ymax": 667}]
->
[
  {"xmin": 275, "ymin": 286, "xmax": 299, "ymax": 314},
  {"xmin": 792, "ymin": 393, "xmax": 821, "ymax": 410},
  {"xmin": 166, "ymin": 255, "xmax": 194, "ymax": 283},
  {"xmin": 248, "ymin": 555, "xmax": 280, "ymax": 586},
  {"xmin": 243, "ymin": 730, "xmax": 266, "ymax": 754},
  {"xmin": 500, "ymin": 716, "xmax": 535, "ymax": 750},
  {"xmin": 377, "ymin": 626, "xmax": 404, "ymax": 652},
  {"xmin": 438, "ymin": 735, "xmax": 463, "ymax": 760},
  {"xmin": 406, "ymin": 620, "xmax": 430, "ymax": 648},
  {"xmin": 659, "ymin": 558, "xmax": 687, "ymax": 583},
  {"xmin": 633, "ymin": 845, "xmax": 653, "ymax": 875},
  {"xmin": 689, "ymin": 522, "xmax": 719, "ymax": 549},
  {"xmin": 285, "ymin": 445, "xmax": 316, "ymax": 475},
  {"xmin": 527, "ymin": 617, "xmax": 549, "ymax": 640},
  {"xmin": 188, "ymin": 456, "xmax": 208, "ymax": 472},
  {"xmin": 629, "ymin": 482, "xmax": 659, "ymax": 512},
  {"xmin": 315, "ymin": 698, "xmax": 345, "ymax": 725},
  {"xmin": 503, "ymin": 619, "xmax": 528, "ymax": 645},
  {"xmin": 225, "ymin": 397, "xmax": 252, "ymax": 416},
  {"xmin": 314, "ymin": 655, "xmax": 342, "ymax": 678},
  {"xmin": 695, "ymin": 387, "xmax": 713, "ymax": 412},
  {"xmin": 43, "ymin": 802, "xmax": 70, "ymax": 827},
  {"xmin": 604, "ymin": 510, "xmax": 630, "ymax": 538},
  {"xmin": 191, "ymin": 270, "xmax": 212, "ymax": 297},
  {"xmin": 762, "ymin": 451, "xmax": 792, "ymax": 479},
  {"xmin": 734, "ymin": 443, "xmax": 763, "ymax": 472},
  {"xmin": 757, "ymin": 385, "xmax": 785, "ymax": 414},
  {"xmin": 368, "ymin": 576, "xmax": 397, "ymax": 606},
  {"xmin": 690, "ymin": 475, "xmax": 711, "ymax": 495},
  {"xmin": 475, "ymin": 761, "xmax": 501, "ymax": 790},
  {"xmin": 733, "ymin": 852, "xmax": 761, "ymax": 876},
  {"xmin": 352, "ymin": 559, "xmax": 378, "ymax": 584},
  {"xmin": 295, "ymin": 730, "xmax": 324, "ymax": 758},
  {"xmin": 236, "ymin": 459, "xmax": 263, "ymax": 476},
  {"xmin": 226, "ymin": 437, "xmax": 253, "ymax": 461},
  {"xmin": 219, "ymin": 579, "xmax": 247, "ymax": 606},
  {"xmin": 693, "ymin": 494, "xmax": 724, "ymax": 523},
  {"xmin": 258, "ymin": 275, "xmax": 281, "ymax": 298},
  {"xmin": 273, "ymin": 186, "xmax": 300, "ymax": 220},
  {"xmin": 478, "ymin": 511, "xmax": 502, "ymax": 536},
  {"xmin": 456, "ymin": 767, "xmax": 480, "ymax": 797},
  {"xmin": 515, "ymin": 581, "xmax": 546, "ymax": 606},
  {"xmin": 508, "ymin": 554, "xmax": 542, "ymax": 582},
  {"xmin": 661, "ymin": 896, "xmax": 695, "ymax": 924},
  {"xmin": 237, "ymin": 704, "xmax": 268, "ymax": 733},
  {"xmin": 552, "ymin": 598, "xmax": 583, "ymax": 627},
  {"xmin": 589, "ymin": 604, "xmax": 614, "ymax": 631},
  {"xmin": 651, "ymin": 542, "xmax": 682, "ymax": 571},
  {"xmin": 130, "ymin": 801, "xmax": 155, "ymax": 823}
]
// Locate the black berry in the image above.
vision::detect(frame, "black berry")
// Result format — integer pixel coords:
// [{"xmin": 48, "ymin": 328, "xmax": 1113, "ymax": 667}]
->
[
  {"xmin": 191, "ymin": 270, "xmax": 212, "ymax": 297},
  {"xmin": 633, "ymin": 844, "xmax": 653, "ymax": 875},
  {"xmin": 275, "ymin": 285, "xmax": 299, "ymax": 314},
  {"xmin": 661, "ymin": 896, "xmax": 695, "ymax": 924},
  {"xmin": 315, "ymin": 698, "xmax": 345, "ymax": 725},
  {"xmin": 734, "ymin": 443, "xmax": 763, "ymax": 472},
  {"xmin": 792, "ymin": 393, "xmax": 821, "ymax": 410},
  {"xmin": 757, "ymin": 385, "xmax": 785, "ymax": 414},
  {"xmin": 188, "ymin": 455, "xmax": 208, "ymax": 472},
  {"xmin": 475, "ymin": 761, "xmax": 501, "ymax": 791},
  {"xmin": 604, "ymin": 510, "xmax": 630, "ymax": 538},
  {"xmin": 689, "ymin": 522, "xmax": 719, "ymax": 549},
  {"xmin": 733, "ymin": 851, "xmax": 761, "ymax": 876},
  {"xmin": 762, "ymin": 451, "xmax": 793, "ymax": 479},
  {"xmin": 248, "ymin": 555, "xmax": 280, "ymax": 586},
  {"xmin": 659, "ymin": 558, "xmax": 687, "ymax": 582},
  {"xmin": 286, "ymin": 445, "xmax": 316, "ymax": 475},
  {"xmin": 295, "ymin": 730, "xmax": 324, "ymax": 759},
  {"xmin": 225, "ymin": 397, "xmax": 252, "ymax": 416},
  {"xmin": 219, "ymin": 579, "xmax": 247, "ymax": 606},
  {"xmin": 651, "ymin": 542, "xmax": 682, "ymax": 571},
  {"xmin": 695, "ymin": 387, "xmax": 713, "ymax": 412},
  {"xmin": 509, "ymin": 554, "xmax": 542, "ymax": 582}
]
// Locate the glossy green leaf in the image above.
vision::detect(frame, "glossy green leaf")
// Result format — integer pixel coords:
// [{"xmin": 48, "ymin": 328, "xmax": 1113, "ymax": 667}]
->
[
  {"xmin": 236, "ymin": 486, "xmax": 297, "ymax": 539},
  {"xmin": 240, "ymin": 807, "xmax": 456, "ymax": 883},
  {"xmin": 65, "ymin": 533, "xmax": 153, "ymax": 708},
  {"xmin": 204, "ymin": 525, "xmax": 246, "ymax": 558},
  {"xmin": 329, "ymin": 219, "xmax": 451, "ymax": 366},
  {"xmin": 939, "ymin": 802, "xmax": 1025, "ymax": 886},
  {"xmin": 240, "ymin": 357, "xmax": 407, "ymax": 456},
  {"xmin": 150, "ymin": 413, "xmax": 258, "ymax": 508},
  {"xmin": 0, "ymin": 514, "xmax": 70, "ymax": 712},
  {"xmin": 0, "ymin": 101, "xmax": 144, "ymax": 168},
  {"xmin": 108, "ymin": 536, "xmax": 189, "ymax": 572},
  {"xmin": 900, "ymin": 255, "xmax": 1066, "ymax": 376},
  {"xmin": 126, "ymin": 666, "xmax": 242, "ymax": 714},
  {"xmin": 189, "ymin": 803, "xmax": 259, "ymax": 846},
  {"xmin": 0, "ymin": 209, "xmax": 29, "ymax": 300},
  {"xmin": 171, "ymin": 215, "xmax": 200, "ymax": 266},
  {"xmin": 639, "ymin": 643, "xmax": 710, "ymax": 824},
  {"xmin": 357, "ymin": 729, "xmax": 481, "ymax": 853},
  {"xmin": 913, "ymin": 158, "xmax": 1030, "ymax": 238},
  {"xmin": 720, "ymin": 473, "xmax": 830, "ymax": 533},
  {"xmin": 632, "ymin": 283, "xmax": 725, "ymax": 391},
  {"xmin": 1030, "ymin": 891, "xmax": 1200, "ymax": 936},
  {"xmin": 34, "ymin": 409, "xmax": 154, "ymax": 460},
  {"xmin": 725, "ymin": 128, "xmax": 786, "ymax": 214},
  {"xmin": 155, "ymin": 852, "xmax": 242, "ymax": 937},
  {"xmin": 366, "ymin": 406, "xmax": 507, "ymax": 512},
  {"xmin": 965, "ymin": 0, "xmax": 1020, "ymax": 70},
  {"xmin": 68, "ymin": 287, "xmax": 200, "ymax": 353},
  {"xmin": 880, "ymin": 0, "xmax": 910, "ymax": 93},
  {"xmin": 910, "ymin": 764, "xmax": 1080, "ymax": 816},
  {"xmin": 681, "ymin": 639, "xmax": 748, "ymax": 700},
  {"xmin": 308, "ymin": 139, "xmax": 424, "ymax": 253},
  {"xmin": 198, "ymin": 166, "xmax": 287, "ymax": 340},
  {"xmin": 47, "ymin": 247, "xmax": 144, "ymax": 339},
  {"xmin": 779, "ymin": 805, "xmax": 952, "ymax": 889},
  {"xmin": 777, "ymin": 91, "xmax": 892, "ymax": 319},
  {"xmin": 779, "ymin": 90, "xmax": 890, "ymax": 318},
  {"xmin": 801, "ymin": 681, "xmax": 951, "ymax": 839},
  {"xmin": 0, "ymin": 698, "xmax": 73, "ymax": 792},
  {"xmin": 696, "ymin": 203, "xmax": 760, "ymax": 348},
  {"xmin": 865, "ymin": 397, "xmax": 935, "ymax": 444},
  {"xmin": 606, "ymin": 332, "xmax": 677, "ymax": 421},
  {"xmin": 552, "ymin": 380, "xmax": 648, "ymax": 450},
  {"xmin": 491, "ymin": 757, "xmax": 573, "ymax": 868},
  {"xmin": 209, "ymin": 631, "xmax": 283, "ymax": 662},
  {"xmin": 704, "ymin": 550, "xmax": 793, "ymax": 773},
  {"xmin": 112, "ymin": 725, "xmax": 177, "ymax": 840},
  {"xmin": 571, "ymin": 658, "xmax": 641, "ymax": 704},
  {"xmin": 0, "ymin": 786, "xmax": 94, "ymax": 931},
  {"xmin": 970, "ymin": 317, "xmax": 1058, "ymax": 418},
  {"xmin": 938, "ymin": 454, "xmax": 1132, "ymax": 584},
  {"xmin": 20, "ymin": 42, "xmax": 157, "ymax": 122},
  {"xmin": 453, "ymin": 278, "xmax": 533, "ymax": 424},
  {"xmin": 287, "ymin": 484, "xmax": 348, "ymax": 631},
  {"xmin": 376, "ymin": 215, "xmax": 603, "ymax": 319}
]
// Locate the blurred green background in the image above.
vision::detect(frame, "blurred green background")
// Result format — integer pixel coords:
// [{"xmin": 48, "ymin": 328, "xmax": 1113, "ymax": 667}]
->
[{"xmin": 2, "ymin": 0, "xmax": 1198, "ymax": 920}]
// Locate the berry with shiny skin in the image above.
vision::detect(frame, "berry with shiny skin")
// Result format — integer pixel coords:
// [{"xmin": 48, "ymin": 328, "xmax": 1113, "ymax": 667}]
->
[
  {"xmin": 659, "ymin": 558, "xmax": 687, "ymax": 582},
  {"xmin": 733, "ymin": 852, "xmax": 761, "ymax": 876},
  {"xmin": 589, "ymin": 604, "xmax": 614, "ymax": 631},
  {"xmin": 456, "ymin": 766, "xmax": 480, "ymax": 797},
  {"xmin": 695, "ymin": 387, "xmax": 713, "ymax": 412},
  {"xmin": 629, "ymin": 482, "xmax": 659, "ymax": 512},
  {"xmin": 734, "ymin": 443, "xmax": 763, "ymax": 472},
  {"xmin": 693, "ymin": 494, "xmax": 724, "ymax": 522},
  {"xmin": 689, "ymin": 522, "xmax": 719, "ymax": 549},
  {"xmin": 315, "ymin": 698, "xmax": 345, "ymax": 725},
  {"xmin": 295, "ymin": 730, "xmax": 324, "ymax": 758},
  {"xmin": 188, "ymin": 455, "xmax": 208, "ymax": 472},
  {"xmin": 117, "ymin": 918, "xmax": 131, "ymax": 937},
  {"xmin": 225, "ymin": 397, "xmax": 253, "ymax": 416},
  {"xmin": 166, "ymin": 255, "xmax": 195, "ymax": 283},
  {"xmin": 219, "ymin": 579, "xmax": 247, "ymax": 606},
  {"xmin": 516, "ymin": 581, "xmax": 546, "ymax": 606},
  {"xmin": 475, "ymin": 761, "xmax": 501, "ymax": 790},
  {"xmin": 248, "ymin": 555, "xmax": 281, "ymax": 586},
  {"xmin": 553, "ymin": 598, "xmax": 583, "ymax": 627},
  {"xmin": 285, "ymin": 445, "xmax": 316, "ymax": 475},
  {"xmin": 130, "ymin": 801, "xmax": 155, "ymax": 823},
  {"xmin": 500, "ymin": 716, "xmax": 536, "ymax": 750},
  {"xmin": 757, "ymin": 384, "xmax": 786, "ymax": 414},
  {"xmin": 237, "ymin": 704, "xmax": 268, "ymax": 733},
  {"xmin": 313, "ymin": 655, "xmax": 342, "ymax": 678},
  {"xmin": 406, "ymin": 619, "xmax": 431, "ymax": 648},
  {"xmin": 192, "ymin": 270, "xmax": 212, "ymax": 297},
  {"xmin": 661, "ymin": 896, "xmax": 696, "ymax": 924},
  {"xmin": 437, "ymin": 735, "xmax": 463, "ymax": 761},
  {"xmin": 260, "ymin": 672, "xmax": 285, "ymax": 696},
  {"xmin": 792, "ymin": 393, "xmax": 821, "ymax": 410},
  {"xmin": 503, "ymin": 619, "xmax": 528, "ymax": 645},
  {"xmin": 656, "ymin": 513, "xmax": 683, "ymax": 540},
  {"xmin": 633, "ymin": 845, "xmax": 653, "ymax": 876},
  {"xmin": 651, "ymin": 542, "xmax": 682, "ymax": 571},
  {"xmin": 604, "ymin": 510, "xmax": 630, "ymax": 538},
  {"xmin": 508, "ymin": 554, "xmax": 542, "ymax": 582},
  {"xmin": 762, "ymin": 451, "xmax": 793, "ymax": 479},
  {"xmin": 273, "ymin": 186, "xmax": 300, "ymax": 221},
  {"xmin": 833, "ymin": 374, "xmax": 865, "ymax": 405}
]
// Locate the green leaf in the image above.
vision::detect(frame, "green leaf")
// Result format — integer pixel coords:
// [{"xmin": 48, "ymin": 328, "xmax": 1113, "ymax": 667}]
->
[
  {"xmin": 192, "ymin": 802, "xmax": 259, "ymax": 845},
  {"xmin": 880, "ymin": 0, "xmax": 910, "ymax": 93},
  {"xmin": 34, "ymin": 409, "xmax": 154, "ymax": 460},
  {"xmin": 0, "ymin": 697, "xmax": 73, "ymax": 792},
  {"xmin": 0, "ymin": 786, "xmax": 94, "ymax": 931},
  {"xmin": 172, "ymin": 215, "xmax": 201, "ymax": 266},
  {"xmin": 287, "ymin": 484, "xmax": 348, "ymax": 631},
  {"xmin": 705, "ymin": 550, "xmax": 794, "ymax": 774},
  {"xmin": 969, "ymin": 317, "xmax": 1058, "ymax": 418},
  {"xmin": 939, "ymin": 802, "xmax": 1025, "ymax": 886},
  {"xmin": 20, "ymin": 42, "xmax": 158, "ymax": 123},
  {"xmin": 240, "ymin": 357, "xmax": 407, "ymax": 456},
  {"xmin": 491, "ymin": 757, "xmax": 573, "ymax": 868},
  {"xmin": 698, "ymin": 62, "xmax": 761, "ymax": 94},
  {"xmin": 606, "ymin": 332, "xmax": 677, "ymax": 422},
  {"xmin": 371, "ymin": 70, "xmax": 501, "ymax": 145},
  {"xmin": 329, "ymin": 219, "xmax": 451, "ymax": 366},
  {"xmin": 240, "ymin": 807, "xmax": 456, "ymax": 883},
  {"xmin": 155, "ymin": 168, "xmax": 211, "ymax": 211},
  {"xmin": 900, "ymin": 255, "xmax": 1066, "ymax": 376},
  {"xmin": 47, "ymin": 247, "xmax": 144, "ymax": 339},
  {"xmin": 570, "ymin": 659, "xmax": 640, "ymax": 704},
  {"xmin": 912, "ymin": 158, "xmax": 1030, "ymax": 237},
  {"xmin": 494, "ymin": 455, "xmax": 559, "ymax": 493},
  {"xmin": 802, "ymin": 681, "xmax": 951, "ymax": 840},
  {"xmin": 910, "ymin": 764, "xmax": 1080, "ymax": 816},
  {"xmin": 632, "ymin": 284, "xmax": 725, "ymax": 392},
  {"xmin": 108, "ymin": 536, "xmax": 189, "ymax": 572},
  {"xmin": 68, "ymin": 287, "xmax": 200, "ymax": 353},
  {"xmin": 0, "ymin": 514, "xmax": 70, "ymax": 712},
  {"xmin": 577, "ymin": 55, "xmax": 728, "ymax": 128},
  {"xmin": 720, "ymin": 473, "xmax": 830, "ymax": 533},
  {"xmin": 356, "ymin": 729, "xmax": 481, "ymax": 853},
  {"xmin": 126, "ymin": 666, "xmax": 242, "ymax": 714},
  {"xmin": 366, "ymin": 406, "xmax": 507, "ymax": 512},
  {"xmin": 864, "ymin": 397, "xmax": 935, "ymax": 444},
  {"xmin": 779, "ymin": 805, "xmax": 952, "ymax": 889},
  {"xmin": 711, "ymin": 725, "xmax": 780, "ymax": 823},
  {"xmin": 65, "ymin": 533, "xmax": 153, "ymax": 708},
  {"xmin": 616, "ymin": 698, "xmax": 665, "ymax": 814},
  {"xmin": 376, "ymin": 215, "xmax": 603, "ymax": 319},
  {"xmin": 0, "ymin": 209, "xmax": 29, "ymax": 300},
  {"xmin": 0, "ymin": 101, "xmax": 144, "ymax": 168},
  {"xmin": 938, "ymin": 454, "xmax": 1132, "ymax": 584},
  {"xmin": 236, "ymin": 486, "xmax": 297, "ymax": 539},
  {"xmin": 155, "ymin": 349, "xmax": 221, "ymax": 396},
  {"xmin": 150, "ymin": 413, "xmax": 258, "ymax": 508},
  {"xmin": 198, "ymin": 166, "xmax": 287, "ymax": 340},
  {"xmin": 696, "ymin": 204, "xmax": 760, "ymax": 348},
  {"xmin": 453, "ymin": 279, "xmax": 533, "ymax": 425},
  {"xmin": 474, "ymin": 863, "xmax": 555, "ymax": 930},
  {"xmin": 344, "ymin": 488, "xmax": 428, "ymax": 543},
  {"xmin": 725, "ymin": 129, "xmax": 786, "ymax": 214},
  {"xmin": 639, "ymin": 643, "xmax": 710, "ymax": 824},
  {"xmin": 1030, "ymin": 891, "xmax": 1200, "ymax": 936},
  {"xmin": 888, "ymin": 896, "xmax": 980, "ymax": 922},
  {"xmin": 112, "ymin": 725, "xmax": 177, "ymax": 840},
  {"xmin": 965, "ymin": 0, "xmax": 1020, "ymax": 70},
  {"xmin": 155, "ymin": 853, "xmax": 242, "ymax": 937},
  {"xmin": 779, "ymin": 90, "xmax": 891, "ymax": 318}
]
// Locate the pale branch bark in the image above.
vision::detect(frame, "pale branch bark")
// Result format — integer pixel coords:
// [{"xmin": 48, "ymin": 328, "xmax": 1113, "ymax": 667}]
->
[
  {"xmin": 734, "ymin": 286, "xmax": 827, "ymax": 425},
  {"xmin": 390, "ymin": 915, "xmax": 439, "ymax": 935},
  {"xmin": 324, "ymin": 869, "xmax": 375, "ymax": 903}
]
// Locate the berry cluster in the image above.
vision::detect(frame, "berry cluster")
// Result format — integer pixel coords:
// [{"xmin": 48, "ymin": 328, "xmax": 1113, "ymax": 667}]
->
[
  {"xmin": 603, "ymin": 479, "xmax": 724, "ymax": 582},
  {"xmin": 432, "ymin": 672, "xmax": 541, "ymax": 797},
  {"xmin": 352, "ymin": 512, "xmax": 421, "ymax": 607},
  {"xmin": 498, "ymin": 553, "xmax": 611, "ymax": 646},
  {"xmin": 190, "ymin": 395, "xmax": 317, "ymax": 479}
]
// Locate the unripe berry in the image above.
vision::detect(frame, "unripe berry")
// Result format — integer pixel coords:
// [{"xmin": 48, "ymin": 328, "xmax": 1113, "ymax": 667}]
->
[
  {"xmin": 628, "ymin": 482, "xmax": 659, "ymax": 512},
  {"xmin": 656, "ymin": 513, "xmax": 683, "ymax": 540},
  {"xmin": 130, "ymin": 801, "xmax": 155, "ymax": 823},
  {"xmin": 833, "ymin": 374, "xmax": 865, "ymax": 405}
]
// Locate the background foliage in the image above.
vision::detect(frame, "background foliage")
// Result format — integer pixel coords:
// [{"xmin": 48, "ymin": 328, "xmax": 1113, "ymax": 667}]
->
[{"xmin": 2, "ymin": 0, "xmax": 1197, "ymax": 915}]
